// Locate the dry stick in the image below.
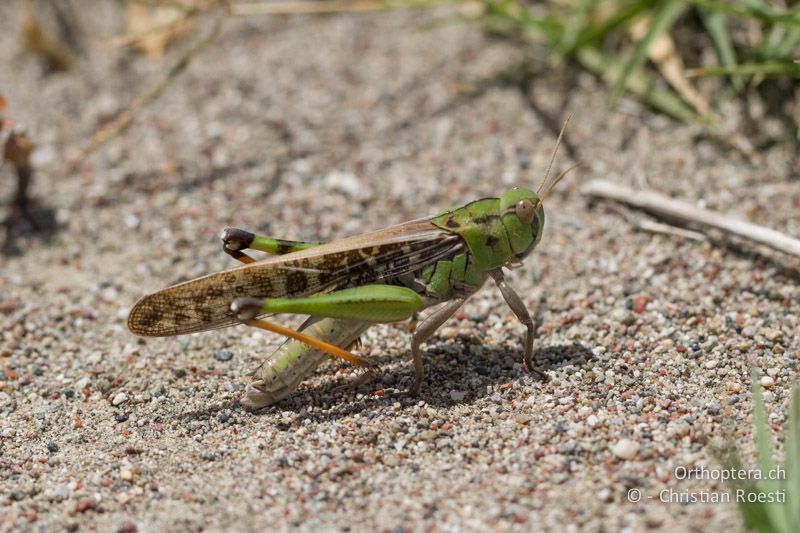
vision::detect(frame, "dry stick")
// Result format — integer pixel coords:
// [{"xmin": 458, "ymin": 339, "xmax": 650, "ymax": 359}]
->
[
  {"xmin": 62, "ymin": 17, "xmax": 223, "ymax": 175},
  {"xmin": 582, "ymin": 179, "xmax": 800, "ymax": 257},
  {"xmin": 606, "ymin": 203, "xmax": 707, "ymax": 242}
]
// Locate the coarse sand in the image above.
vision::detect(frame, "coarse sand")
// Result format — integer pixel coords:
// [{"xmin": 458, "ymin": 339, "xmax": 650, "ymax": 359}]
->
[{"xmin": 1, "ymin": 4, "xmax": 798, "ymax": 532}]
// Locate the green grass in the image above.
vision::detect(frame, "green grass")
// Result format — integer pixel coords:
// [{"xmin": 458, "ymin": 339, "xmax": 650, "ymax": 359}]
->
[
  {"xmin": 721, "ymin": 370, "xmax": 800, "ymax": 532},
  {"xmin": 458, "ymin": 0, "xmax": 800, "ymax": 139}
]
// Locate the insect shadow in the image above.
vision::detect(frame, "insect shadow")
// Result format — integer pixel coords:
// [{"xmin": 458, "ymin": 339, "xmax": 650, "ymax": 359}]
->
[
  {"xmin": 240, "ymin": 340, "xmax": 596, "ymax": 418},
  {"xmin": 172, "ymin": 341, "xmax": 596, "ymax": 425}
]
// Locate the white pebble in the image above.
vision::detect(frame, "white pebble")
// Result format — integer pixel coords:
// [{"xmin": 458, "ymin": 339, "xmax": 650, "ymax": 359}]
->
[
  {"xmin": 112, "ymin": 392, "xmax": 129, "ymax": 406},
  {"xmin": 611, "ymin": 439, "xmax": 638, "ymax": 460},
  {"xmin": 124, "ymin": 214, "xmax": 140, "ymax": 229},
  {"xmin": 760, "ymin": 376, "xmax": 774, "ymax": 389}
]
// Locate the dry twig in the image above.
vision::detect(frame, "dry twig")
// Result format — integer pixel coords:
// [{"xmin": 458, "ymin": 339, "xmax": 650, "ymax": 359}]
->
[
  {"xmin": 605, "ymin": 203, "xmax": 707, "ymax": 241},
  {"xmin": 582, "ymin": 179, "xmax": 800, "ymax": 257}
]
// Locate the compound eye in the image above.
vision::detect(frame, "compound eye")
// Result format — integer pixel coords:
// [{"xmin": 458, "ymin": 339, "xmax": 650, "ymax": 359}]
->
[{"xmin": 515, "ymin": 199, "xmax": 536, "ymax": 224}]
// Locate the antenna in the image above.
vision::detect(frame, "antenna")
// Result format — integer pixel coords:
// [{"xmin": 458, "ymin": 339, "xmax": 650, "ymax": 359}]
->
[
  {"xmin": 541, "ymin": 161, "xmax": 584, "ymax": 203},
  {"xmin": 537, "ymin": 114, "xmax": 572, "ymax": 198}
]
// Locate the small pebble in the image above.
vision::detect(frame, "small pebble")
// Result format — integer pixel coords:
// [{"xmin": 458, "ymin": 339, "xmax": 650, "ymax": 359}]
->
[
  {"xmin": 611, "ymin": 439, "xmax": 638, "ymax": 460},
  {"xmin": 514, "ymin": 413, "xmax": 532, "ymax": 425},
  {"xmin": 449, "ymin": 390, "xmax": 466, "ymax": 402},
  {"xmin": 760, "ymin": 328, "xmax": 782, "ymax": 342},
  {"xmin": 112, "ymin": 392, "xmax": 129, "ymax": 406},
  {"xmin": 760, "ymin": 376, "xmax": 775, "ymax": 388},
  {"xmin": 75, "ymin": 498, "xmax": 94, "ymax": 513},
  {"xmin": 215, "ymin": 350, "xmax": 234, "ymax": 362}
]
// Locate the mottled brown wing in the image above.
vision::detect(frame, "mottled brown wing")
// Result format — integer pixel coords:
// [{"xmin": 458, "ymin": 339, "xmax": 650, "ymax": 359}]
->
[{"xmin": 128, "ymin": 219, "xmax": 462, "ymax": 336}]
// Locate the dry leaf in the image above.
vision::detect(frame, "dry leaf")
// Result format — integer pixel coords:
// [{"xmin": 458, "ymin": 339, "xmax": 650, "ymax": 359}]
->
[
  {"xmin": 630, "ymin": 17, "xmax": 711, "ymax": 117},
  {"xmin": 22, "ymin": 13, "xmax": 75, "ymax": 72}
]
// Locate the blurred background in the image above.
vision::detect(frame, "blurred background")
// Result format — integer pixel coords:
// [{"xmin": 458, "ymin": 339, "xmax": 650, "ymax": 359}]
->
[{"xmin": 1, "ymin": 1, "xmax": 799, "ymax": 531}]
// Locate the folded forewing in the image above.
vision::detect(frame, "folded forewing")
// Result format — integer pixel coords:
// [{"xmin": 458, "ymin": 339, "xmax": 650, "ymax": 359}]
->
[{"xmin": 128, "ymin": 219, "xmax": 462, "ymax": 336}]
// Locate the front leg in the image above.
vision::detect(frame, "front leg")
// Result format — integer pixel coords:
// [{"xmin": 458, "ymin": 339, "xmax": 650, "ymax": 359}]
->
[{"xmin": 488, "ymin": 269, "xmax": 545, "ymax": 379}]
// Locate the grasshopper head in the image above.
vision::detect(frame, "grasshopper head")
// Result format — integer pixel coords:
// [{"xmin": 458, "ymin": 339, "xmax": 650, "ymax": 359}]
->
[
  {"xmin": 500, "ymin": 116, "xmax": 578, "ymax": 264},
  {"xmin": 499, "ymin": 188, "xmax": 545, "ymax": 261}
]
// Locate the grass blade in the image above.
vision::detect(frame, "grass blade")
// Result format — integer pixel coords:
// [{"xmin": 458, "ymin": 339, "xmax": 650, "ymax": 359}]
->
[
  {"xmin": 750, "ymin": 368, "xmax": 789, "ymax": 533},
  {"xmin": 786, "ymin": 386, "xmax": 800, "ymax": 530},
  {"xmin": 687, "ymin": 62, "xmax": 800, "ymax": 77},
  {"xmin": 576, "ymin": 45, "xmax": 698, "ymax": 123},
  {"xmin": 565, "ymin": 0, "xmax": 654, "ymax": 54},
  {"xmin": 607, "ymin": 0, "xmax": 686, "ymax": 108},
  {"xmin": 686, "ymin": 0, "xmax": 800, "ymax": 26},
  {"xmin": 699, "ymin": 7, "xmax": 743, "ymax": 90},
  {"xmin": 556, "ymin": 0, "xmax": 592, "ymax": 54}
]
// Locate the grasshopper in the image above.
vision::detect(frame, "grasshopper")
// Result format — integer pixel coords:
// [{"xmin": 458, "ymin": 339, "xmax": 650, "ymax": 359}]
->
[{"xmin": 128, "ymin": 125, "xmax": 573, "ymax": 408}]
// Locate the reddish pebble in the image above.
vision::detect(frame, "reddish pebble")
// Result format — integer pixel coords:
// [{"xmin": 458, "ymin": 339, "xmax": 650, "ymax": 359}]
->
[
  {"xmin": 560, "ymin": 314, "xmax": 580, "ymax": 326},
  {"xmin": 75, "ymin": 498, "xmax": 94, "ymax": 513},
  {"xmin": 632, "ymin": 296, "xmax": 649, "ymax": 314},
  {"xmin": 374, "ymin": 389, "xmax": 385, "ymax": 396},
  {"xmin": 0, "ymin": 299, "xmax": 20, "ymax": 313}
]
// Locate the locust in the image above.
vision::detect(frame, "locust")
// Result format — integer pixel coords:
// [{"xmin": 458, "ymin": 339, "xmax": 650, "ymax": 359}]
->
[{"xmin": 128, "ymin": 124, "xmax": 573, "ymax": 408}]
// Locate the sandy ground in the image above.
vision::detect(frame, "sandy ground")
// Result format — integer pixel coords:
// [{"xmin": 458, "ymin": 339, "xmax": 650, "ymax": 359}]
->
[{"xmin": 1, "ymin": 3, "xmax": 799, "ymax": 532}]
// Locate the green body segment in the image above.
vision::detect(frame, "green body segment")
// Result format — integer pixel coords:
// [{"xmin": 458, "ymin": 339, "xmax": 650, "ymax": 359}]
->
[
  {"xmin": 428, "ymin": 260, "xmax": 452, "ymax": 298},
  {"xmin": 432, "ymin": 198, "xmax": 512, "ymax": 272},
  {"xmin": 242, "ymin": 317, "xmax": 371, "ymax": 409},
  {"xmin": 260, "ymin": 284, "xmax": 423, "ymax": 323},
  {"xmin": 431, "ymin": 188, "xmax": 543, "ymax": 270},
  {"xmin": 421, "ymin": 253, "xmax": 485, "ymax": 299}
]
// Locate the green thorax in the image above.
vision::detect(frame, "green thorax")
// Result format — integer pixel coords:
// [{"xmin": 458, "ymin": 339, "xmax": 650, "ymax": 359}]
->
[
  {"xmin": 430, "ymin": 201, "xmax": 519, "ymax": 272},
  {"xmin": 431, "ymin": 189, "xmax": 542, "ymax": 272}
]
